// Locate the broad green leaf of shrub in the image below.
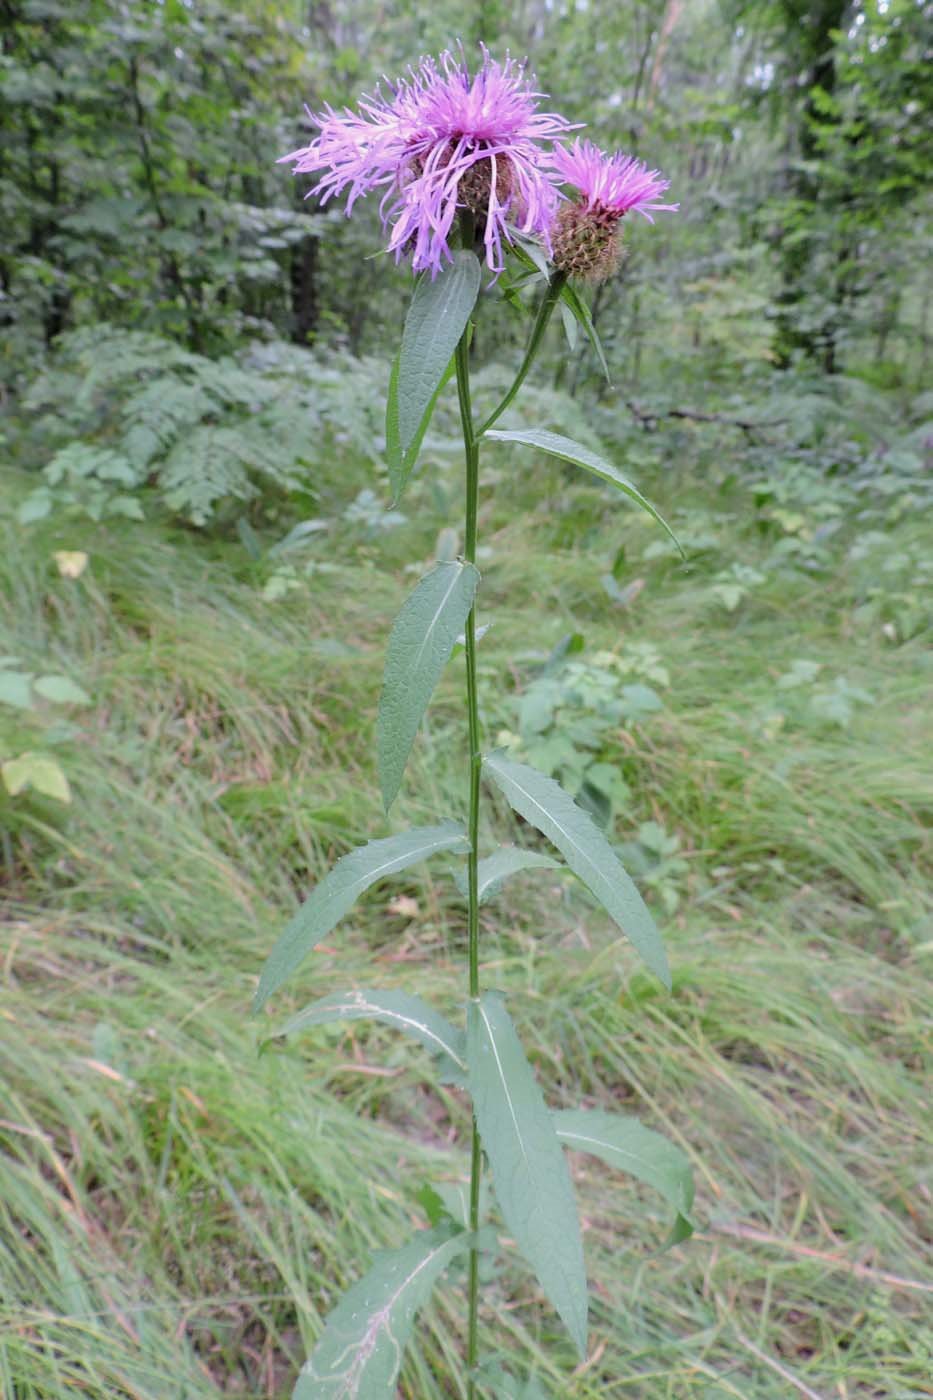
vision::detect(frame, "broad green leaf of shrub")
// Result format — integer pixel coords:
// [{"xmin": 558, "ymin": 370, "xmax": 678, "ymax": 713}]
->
[
  {"xmin": 2, "ymin": 753, "xmax": 71, "ymax": 803},
  {"xmin": 33, "ymin": 675, "xmax": 91, "ymax": 706}
]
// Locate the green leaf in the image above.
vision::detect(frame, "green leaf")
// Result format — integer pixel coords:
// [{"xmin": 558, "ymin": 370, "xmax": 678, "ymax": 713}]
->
[
  {"xmin": 483, "ymin": 428, "xmax": 681, "ymax": 554},
  {"xmin": 253, "ymin": 823, "xmax": 470, "ymax": 1011},
  {"xmin": 559, "ymin": 300, "xmax": 578, "ymax": 351},
  {"xmin": 554, "ymin": 1109, "xmax": 695, "ymax": 1245},
  {"xmin": 2, "ymin": 753, "xmax": 71, "ymax": 803},
  {"xmin": 293, "ymin": 1224, "xmax": 469, "ymax": 1399},
  {"xmin": 262, "ymin": 987, "xmax": 466, "ymax": 1073},
  {"xmin": 386, "ymin": 352, "xmax": 456, "ymax": 504},
  {"xmin": 483, "ymin": 753, "xmax": 670, "ymax": 988},
  {"xmin": 386, "ymin": 251, "xmax": 481, "ymax": 501},
  {"xmin": 559, "ymin": 282, "xmax": 610, "ymax": 382},
  {"xmin": 17, "ymin": 490, "xmax": 53, "ymax": 525},
  {"xmin": 377, "ymin": 561, "xmax": 480, "ymax": 811},
  {"xmin": 453, "ymin": 845, "xmax": 562, "ymax": 905},
  {"xmin": 0, "ymin": 671, "xmax": 33, "ymax": 709},
  {"xmin": 33, "ymin": 675, "xmax": 91, "ymax": 706},
  {"xmin": 467, "ymin": 992, "xmax": 588, "ymax": 1357}
]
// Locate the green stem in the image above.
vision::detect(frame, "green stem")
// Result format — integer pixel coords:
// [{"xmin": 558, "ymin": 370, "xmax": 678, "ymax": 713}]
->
[
  {"xmin": 476, "ymin": 270, "xmax": 566, "ymax": 436},
  {"xmin": 456, "ymin": 214, "xmax": 483, "ymax": 1400}
]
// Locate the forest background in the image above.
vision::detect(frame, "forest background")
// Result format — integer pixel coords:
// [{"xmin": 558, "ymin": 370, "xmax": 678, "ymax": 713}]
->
[{"xmin": 1, "ymin": 1, "xmax": 931, "ymax": 1397}]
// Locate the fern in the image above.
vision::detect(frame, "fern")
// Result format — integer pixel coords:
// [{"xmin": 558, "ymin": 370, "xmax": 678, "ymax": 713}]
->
[{"xmin": 16, "ymin": 323, "xmax": 601, "ymax": 528}]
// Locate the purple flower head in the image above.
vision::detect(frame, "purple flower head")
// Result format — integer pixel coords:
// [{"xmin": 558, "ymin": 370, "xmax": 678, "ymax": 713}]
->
[
  {"xmin": 549, "ymin": 140, "xmax": 677, "ymax": 281},
  {"xmin": 279, "ymin": 48, "xmax": 575, "ymax": 276},
  {"xmin": 551, "ymin": 139, "xmax": 678, "ymax": 222}
]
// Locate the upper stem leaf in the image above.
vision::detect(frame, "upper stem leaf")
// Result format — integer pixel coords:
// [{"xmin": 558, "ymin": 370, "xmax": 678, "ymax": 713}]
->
[
  {"xmin": 483, "ymin": 752, "xmax": 670, "ymax": 989},
  {"xmin": 386, "ymin": 251, "xmax": 481, "ymax": 502},
  {"xmin": 483, "ymin": 427, "xmax": 681, "ymax": 554},
  {"xmin": 378, "ymin": 560, "xmax": 480, "ymax": 811},
  {"xmin": 453, "ymin": 845, "xmax": 562, "ymax": 905},
  {"xmin": 253, "ymin": 823, "xmax": 470, "ymax": 1011},
  {"xmin": 261, "ymin": 987, "xmax": 466, "ymax": 1076}
]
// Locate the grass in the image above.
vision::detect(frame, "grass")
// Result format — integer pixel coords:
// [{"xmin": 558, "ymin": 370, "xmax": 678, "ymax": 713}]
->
[{"xmin": 0, "ymin": 411, "xmax": 931, "ymax": 1399}]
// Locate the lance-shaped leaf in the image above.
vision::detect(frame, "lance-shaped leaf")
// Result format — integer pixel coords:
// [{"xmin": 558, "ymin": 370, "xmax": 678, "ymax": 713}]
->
[
  {"xmin": 554, "ymin": 1109, "xmax": 695, "ymax": 1245},
  {"xmin": 293, "ymin": 1224, "xmax": 469, "ymax": 1399},
  {"xmin": 483, "ymin": 427, "xmax": 680, "ymax": 553},
  {"xmin": 483, "ymin": 753, "xmax": 670, "ymax": 989},
  {"xmin": 559, "ymin": 280, "xmax": 610, "ymax": 382},
  {"xmin": 253, "ymin": 823, "xmax": 470, "ymax": 1012},
  {"xmin": 378, "ymin": 561, "xmax": 480, "ymax": 811},
  {"xmin": 453, "ymin": 845, "xmax": 562, "ymax": 905},
  {"xmin": 386, "ymin": 251, "xmax": 481, "ymax": 501},
  {"xmin": 467, "ymin": 992, "xmax": 588, "ymax": 1357},
  {"xmin": 261, "ymin": 987, "xmax": 466, "ymax": 1075}
]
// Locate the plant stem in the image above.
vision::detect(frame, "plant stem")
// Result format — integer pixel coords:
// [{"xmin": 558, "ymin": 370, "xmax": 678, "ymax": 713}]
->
[
  {"xmin": 456, "ymin": 214, "xmax": 483, "ymax": 1400},
  {"xmin": 476, "ymin": 270, "xmax": 566, "ymax": 436}
]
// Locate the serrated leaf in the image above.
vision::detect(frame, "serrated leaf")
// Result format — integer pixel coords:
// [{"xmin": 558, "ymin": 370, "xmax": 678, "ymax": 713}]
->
[
  {"xmin": 453, "ymin": 846, "xmax": 562, "ymax": 905},
  {"xmin": 559, "ymin": 282, "xmax": 610, "ymax": 382},
  {"xmin": 386, "ymin": 251, "xmax": 481, "ymax": 501},
  {"xmin": 378, "ymin": 561, "xmax": 480, "ymax": 810},
  {"xmin": 484, "ymin": 428, "xmax": 680, "ymax": 553},
  {"xmin": 2, "ymin": 753, "xmax": 71, "ymax": 803},
  {"xmin": 554, "ymin": 1109, "xmax": 695, "ymax": 1244},
  {"xmin": 293, "ymin": 1224, "xmax": 469, "ymax": 1399},
  {"xmin": 254, "ymin": 823, "xmax": 470, "ymax": 1011},
  {"xmin": 467, "ymin": 992, "xmax": 588, "ymax": 1356},
  {"xmin": 33, "ymin": 674, "xmax": 91, "ymax": 706},
  {"xmin": 262, "ymin": 988, "xmax": 466, "ymax": 1073},
  {"xmin": 483, "ymin": 753, "xmax": 670, "ymax": 988}
]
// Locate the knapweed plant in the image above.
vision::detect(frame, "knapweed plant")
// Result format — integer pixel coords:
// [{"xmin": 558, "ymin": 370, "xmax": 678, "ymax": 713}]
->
[{"xmin": 256, "ymin": 47, "xmax": 693, "ymax": 1399}]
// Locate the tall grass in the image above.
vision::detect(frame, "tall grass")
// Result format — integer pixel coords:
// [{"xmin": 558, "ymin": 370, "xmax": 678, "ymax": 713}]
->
[{"xmin": 1, "ymin": 444, "xmax": 930, "ymax": 1398}]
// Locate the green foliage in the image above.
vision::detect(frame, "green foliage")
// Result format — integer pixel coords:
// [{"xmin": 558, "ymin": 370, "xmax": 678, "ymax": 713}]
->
[
  {"xmin": 1, "ymin": 654, "xmax": 90, "ymax": 814},
  {"xmin": 15, "ymin": 326, "xmax": 388, "ymax": 527},
  {"xmin": 0, "ymin": 443, "xmax": 929, "ymax": 1396},
  {"xmin": 377, "ymin": 561, "xmax": 480, "ymax": 810},
  {"xmin": 263, "ymin": 989, "xmax": 466, "ymax": 1077},
  {"xmin": 484, "ymin": 751, "xmax": 670, "ymax": 989},
  {"xmin": 253, "ymin": 823, "xmax": 471, "ymax": 1012},
  {"xmin": 293, "ymin": 1226, "xmax": 471, "ymax": 1399},
  {"xmin": 387, "ymin": 252, "xmax": 482, "ymax": 500},
  {"xmin": 467, "ymin": 992, "xmax": 589, "ymax": 1357}
]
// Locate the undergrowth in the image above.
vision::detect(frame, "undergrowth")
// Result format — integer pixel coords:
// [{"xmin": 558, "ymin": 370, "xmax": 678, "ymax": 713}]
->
[{"xmin": 0, "ymin": 398, "xmax": 931, "ymax": 1397}]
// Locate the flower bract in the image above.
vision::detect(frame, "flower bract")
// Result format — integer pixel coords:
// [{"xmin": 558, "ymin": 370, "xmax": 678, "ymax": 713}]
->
[{"xmin": 550, "ymin": 139, "xmax": 678, "ymax": 281}]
